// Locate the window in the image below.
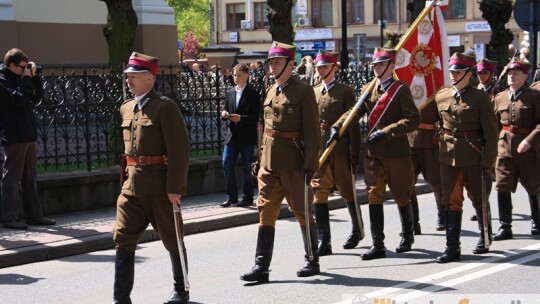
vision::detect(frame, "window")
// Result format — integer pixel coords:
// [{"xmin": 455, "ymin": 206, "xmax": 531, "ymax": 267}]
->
[
  {"xmin": 226, "ymin": 3, "xmax": 246, "ymax": 30},
  {"xmin": 312, "ymin": 0, "xmax": 333, "ymax": 27},
  {"xmin": 443, "ymin": 0, "xmax": 466, "ymax": 19},
  {"xmin": 347, "ymin": 0, "xmax": 364, "ymax": 24},
  {"xmin": 254, "ymin": 2, "xmax": 269, "ymax": 29},
  {"xmin": 374, "ymin": 0, "xmax": 397, "ymax": 24}
]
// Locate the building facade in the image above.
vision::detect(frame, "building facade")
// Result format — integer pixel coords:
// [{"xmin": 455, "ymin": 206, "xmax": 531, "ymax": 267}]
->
[
  {"xmin": 0, "ymin": 0, "xmax": 178, "ymax": 65},
  {"xmin": 214, "ymin": 0, "xmax": 522, "ymax": 63}
]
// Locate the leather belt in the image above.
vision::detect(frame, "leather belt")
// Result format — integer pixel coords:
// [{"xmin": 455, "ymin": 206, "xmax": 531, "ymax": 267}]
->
[
  {"xmin": 443, "ymin": 128, "xmax": 482, "ymax": 138},
  {"xmin": 418, "ymin": 123, "xmax": 435, "ymax": 130},
  {"xmin": 265, "ymin": 129, "xmax": 303, "ymax": 139},
  {"xmin": 502, "ymin": 125, "xmax": 531, "ymax": 135},
  {"xmin": 320, "ymin": 123, "xmax": 332, "ymax": 130},
  {"xmin": 126, "ymin": 155, "xmax": 167, "ymax": 166}
]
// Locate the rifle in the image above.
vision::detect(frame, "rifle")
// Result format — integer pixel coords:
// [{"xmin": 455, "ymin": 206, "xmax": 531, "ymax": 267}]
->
[
  {"xmin": 119, "ymin": 63, "xmax": 128, "ymax": 187},
  {"xmin": 481, "ymin": 168, "xmax": 491, "ymax": 249},
  {"xmin": 491, "ymin": 49, "xmax": 519, "ymax": 96}
]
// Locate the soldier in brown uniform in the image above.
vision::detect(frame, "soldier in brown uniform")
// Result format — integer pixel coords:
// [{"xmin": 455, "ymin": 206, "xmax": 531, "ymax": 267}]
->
[
  {"xmin": 310, "ymin": 50, "xmax": 362, "ymax": 256},
  {"xmin": 113, "ymin": 52, "xmax": 191, "ymax": 304},
  {"xmin": 435, "ymin": 52, "xmax": 498, "ymax": 263},
  {"xmin": 476, "ymin": 58, "xmax": 499, "ymax": 98},
  {"xmin": 492, "ymin": 59, "xmax": 540, "ymax": 240},
  {"xmin": 407, "ymin": 94, "xmax": 444, "ymax": 232},
  {"xmin": 330, "ymin": 48, "xmax": 419, "ymax": 260},
  {"xmin": 240, "ymin": 42, "xmax": 321, "ymax": 283}
]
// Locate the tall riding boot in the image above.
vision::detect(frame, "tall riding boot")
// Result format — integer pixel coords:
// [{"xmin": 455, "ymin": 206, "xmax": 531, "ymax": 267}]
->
[
  {"xmin": 314, "ymin": 203, "xmax": 332, "ymax": 256},
  {"xmin": 436, "ymin": 211, "xmax": 462, "ymax": 263},
  {"xmin": 473, "ymin": 208, "xmax": 492, "ymax": 254},
  {"xmin": 493, "ymin": 192, "xmax": 513, "ymax": 241},
  {"xmin": 297, "ymin": 222, "xmax": 320, "ymax": 277},
  {"xmin": 343, "ymin": 201, "xmax": 363, "ymax": 249},
  {"xmin": 113, "ymin": 250, "xmax": 135, "ymax": 304},
  {"xmin": 410, "ymin": 192, "xmax": 422, "ymax": 235},
  {"xmin": 434, "ymin": 191, "xmax": 446, "ymax": 231},
  {"xmin": 396, "ymin": 203, "xmax": 415, "ymax": 252},
  {"xmin": 240, "ymin": 225, "xmax": 275, "ymax": 283},
  {"xmin": 528, "ymin": 194, "xmax": 540, "ymax": 235},
  {"xmin": 164, "ymin": 252, "xmax": 189, "ymax": 304},
  {"xmin": 362, "ymin": 204, "xmax": 386, "ymax": 260}
]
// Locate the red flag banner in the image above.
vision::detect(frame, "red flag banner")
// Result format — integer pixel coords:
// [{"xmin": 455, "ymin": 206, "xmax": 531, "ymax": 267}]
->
[{"xmin": 394, "ymin": 3, "xmax": 450, "ymax": 109}]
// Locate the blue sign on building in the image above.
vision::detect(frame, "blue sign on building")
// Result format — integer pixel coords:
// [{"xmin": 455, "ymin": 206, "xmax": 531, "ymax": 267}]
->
[{"xmin": 313, "ymin": 41, "xmax": 325, "ymax": 50}]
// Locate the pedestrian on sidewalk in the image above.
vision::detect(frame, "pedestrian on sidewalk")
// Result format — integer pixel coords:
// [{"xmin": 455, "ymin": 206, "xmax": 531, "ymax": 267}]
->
[
  {"xmin": 435, "ymin": 52, "xmax": 498, "ymax": 263},
  {"xmin": 0, "ymin": 48, "xmax": 55, "ymax": 230},
  {"xmin": 113, "ymin": 52, "xmax": 191, "ymax": 304},
  {"xmin": 310, "ymin": 50, "xmax": 363, "ymax": 256},
  {"xmin": 492, "ymin": 59, "xmax": 540, "ymax": 241},
  {"xmin": 240, "ymin": 41, "xmax": 321, "ymax": 283},
  {"xmin": 220, "ymin": 63, "xmax": 261, "ymax": 208},
  {"xmin": 330, "ymin": 47, "xmax": 419, "ymax": 260}
]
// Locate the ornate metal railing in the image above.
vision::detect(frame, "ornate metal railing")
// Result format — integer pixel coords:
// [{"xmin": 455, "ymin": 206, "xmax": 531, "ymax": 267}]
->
[{"xmin": 33, "ymin": 64, "xmax": 372, "ymax": 172}]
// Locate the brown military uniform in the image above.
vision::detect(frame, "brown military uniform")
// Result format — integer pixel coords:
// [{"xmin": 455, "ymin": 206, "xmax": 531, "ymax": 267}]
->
[
  {"xmin": 494, "ymin": 86, "xmax": 540, "ymax": 194},
  {"xmin": 258, "ymin": 75, "xmax": 320, "ymax": 227},
  {"xmin": 335, "ymin": 78, "xmax": 419, "ymax": 206},
  {"xmin": 312, "ymin": 81, "xmax": 360, "ymax": 202},
  {"xmin": 114, "ymin": 90, "xmax": 190, "ymax": 253},
  {"xmin": 436, "ymin": 85, "xmax": 498, "ymax": 212}
]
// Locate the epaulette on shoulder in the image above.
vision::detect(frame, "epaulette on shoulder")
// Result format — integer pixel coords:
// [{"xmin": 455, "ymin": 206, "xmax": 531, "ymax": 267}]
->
[
  {"xmin": 122, "ymin": 98, "xmax": 135, "ymax": 105},
  {"xmin": 437, "ymin": 87, "xmax": 451, "ymax": 95},
  {"xmin": 313, "ymin": 82, "xmax": 323, "ymax": 89},
  {"xmin": 160, "ymin": 96, "xmax": 172, "ymax": 102}
]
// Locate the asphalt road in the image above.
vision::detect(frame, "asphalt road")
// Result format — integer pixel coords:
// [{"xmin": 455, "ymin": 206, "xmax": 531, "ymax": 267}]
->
[{"xmin": 1, "ymin": 186, "xmax": 539, "ymax": 304}]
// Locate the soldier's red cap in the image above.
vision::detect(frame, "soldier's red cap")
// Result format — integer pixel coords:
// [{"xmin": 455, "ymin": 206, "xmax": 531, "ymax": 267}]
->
[
  {"xmin": 507, "ymin": 58, "xmax": 531, "ymax": 74},
  {"xmin": 315, "ymin": 50, "xmax": 339, "ymax": 66},
  {"xmin": 267, "ymin": 41, "xmax": 296, "ymax": 60},
  {"xmin": 372, "ymin": 47, "xmax": 396, "ymax": 63},
  {"xmin": 448, "ymin": 52, "xmax": 476, "ymax": 71},
  {"xmin": 476, "ymin": 58, "xmax": 497, "ymax": 73},
  {"xmin": 123, "ymin": 52, "xmax": 159, "ymax": 75}
]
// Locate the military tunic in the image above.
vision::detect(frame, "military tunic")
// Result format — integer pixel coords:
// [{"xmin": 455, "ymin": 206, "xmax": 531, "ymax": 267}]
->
[
  {"xmin": 334, "ymin": 78, "xmax": 419, "ymax": 206},
  {"xmin": 311, "ymin": 80, "xmax": 360, "ymax": 203},
  {"xmin": 494, "ymin": 86, "xmax": 540, "ymax": 194},
  {"xmin": 257, "ymin": 76, "xmax": 320, "ymax": 227},
  {"xmin": 114, "ymin": 90, "xmax": 190, "ymax": 253},
  {"xmin": 435, "ymin": 85, "xmax": 498, "ymax": 211}
]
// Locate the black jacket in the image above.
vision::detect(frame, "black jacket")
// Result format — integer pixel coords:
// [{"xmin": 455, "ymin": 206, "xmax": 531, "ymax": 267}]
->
[
  {"xmin": 0, "ymin": 65, "xmax": 41, "ymax": 144},
  {"xmin": 222, "ymin": 84, "xmax": 261, "ymax": 146}
]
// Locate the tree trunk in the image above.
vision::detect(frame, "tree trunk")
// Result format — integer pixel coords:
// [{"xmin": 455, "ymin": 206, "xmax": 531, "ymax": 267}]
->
[
  {"xmin": 101, "ymin": 0, "xmax": 138, "ymax": 73},
  {"xmin": 479, "ymin": 0, "xmax": 514, "ymax": 71},
  {"xmin": 267, "ymin": 0, "xmax": 294, "ymax": 44},
  {"xmin": 407, "ymin": 0, "xmax": 426, "ymax": 25}
]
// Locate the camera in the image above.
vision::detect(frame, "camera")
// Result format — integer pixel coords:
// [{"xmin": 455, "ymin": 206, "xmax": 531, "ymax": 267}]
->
[{"xmin": 27, "ymin": 63, "xmax": 43, "ymax": 74}]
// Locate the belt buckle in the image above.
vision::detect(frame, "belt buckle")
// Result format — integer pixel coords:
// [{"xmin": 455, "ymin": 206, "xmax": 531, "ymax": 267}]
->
[
  {"xmin": 509, "ymin": 125, "xmax": 517, "ymax": 133},
  {"xmin": 138, "ymin": 156, "xmax": 147, "ymax": 165}
]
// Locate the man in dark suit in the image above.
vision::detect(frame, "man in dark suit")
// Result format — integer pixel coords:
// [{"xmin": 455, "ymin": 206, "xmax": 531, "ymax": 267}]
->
[{"xmin": 220, "ymin": 63, "xmax": 261, "ymax": 207}]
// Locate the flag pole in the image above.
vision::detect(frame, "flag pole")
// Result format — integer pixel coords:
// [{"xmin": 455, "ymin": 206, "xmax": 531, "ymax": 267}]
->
[{"xmin": 317, "ymin": 1, "xmax": 438, "ymax": 168}]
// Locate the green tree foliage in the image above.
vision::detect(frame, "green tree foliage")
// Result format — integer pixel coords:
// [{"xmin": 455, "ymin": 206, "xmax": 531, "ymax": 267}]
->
[
  {"xmin": 165, "ymin": 0, "xmax": 209, "ymax": 48},
  {"xmin": 479, "ymin": 0, "xmax": 514, "ymax": 70},
  {"xmin": 267, "ymin": 0, "xmax": 295, "ymax": 44},
  {"xmin": 100, "ymin": 0, "xmax": 138, "ymax": 73}
]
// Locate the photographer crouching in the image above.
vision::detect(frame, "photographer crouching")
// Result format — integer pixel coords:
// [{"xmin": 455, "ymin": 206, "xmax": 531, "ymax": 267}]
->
[{"xmin": 0, "ymin": 48, "xmax": 54, "ymax": 229}]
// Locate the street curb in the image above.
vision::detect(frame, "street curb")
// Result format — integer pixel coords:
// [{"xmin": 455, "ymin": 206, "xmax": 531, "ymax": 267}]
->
[{"xmin": 0, "ymin": 182, "xmax": 431, "ymax": 268}]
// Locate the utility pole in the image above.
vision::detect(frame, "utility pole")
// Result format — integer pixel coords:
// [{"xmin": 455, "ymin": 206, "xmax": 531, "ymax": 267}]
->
[
  {"xmin": 340, "ymin": 0, "xmax": 349, "ymax": 75},
  {"xmin": 209, "ymin": 0, "xmax": 214, "ymax": 46}
]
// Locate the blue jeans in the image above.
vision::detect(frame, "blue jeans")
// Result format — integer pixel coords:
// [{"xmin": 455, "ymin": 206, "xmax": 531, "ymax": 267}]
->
[{"xmin": 222, "ymin": 142, "xmax": 255, "ymax": 202}]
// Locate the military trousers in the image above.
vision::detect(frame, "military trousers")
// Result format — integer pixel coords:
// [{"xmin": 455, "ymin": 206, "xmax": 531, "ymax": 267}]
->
[
  {"xmin": 114, "ymin": 192, "xmax": 183, "ymax": 253},
  {"xmin": 411, "ymin": 147, "xmax": 442, "ymax": 194},
  {"xmin": 364, "ymin": 155, "xmax": 414, "ymax": 206},
  {"xmin": 257, "ymin": 166, "xmax": 315, "ymax": 227},
  {"xmin": 440, "ymin": 163, "xmax": 492, "ymax": 212},
  {"xmin": 311, "ymin": 151, "xmax": 355, "ymax": 203},
  {"xmin": 495, "ymin": 156, "xmax": 540, "ymax": 195}
]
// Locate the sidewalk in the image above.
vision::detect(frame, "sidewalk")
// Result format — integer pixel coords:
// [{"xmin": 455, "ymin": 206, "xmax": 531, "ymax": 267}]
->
[{"xmin": 0, "ymin": 175, "xmax": 431, "ymax": 268}]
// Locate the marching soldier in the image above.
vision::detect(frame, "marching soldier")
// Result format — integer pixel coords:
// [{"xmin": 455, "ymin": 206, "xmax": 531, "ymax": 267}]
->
[
  {"xmin": 330, "ymin": 47, "xmax": 419, "ymax": 260},
  {"xmin": 240, "ymin": 41, "xmax": 321, "ymax": 283},
  {"xmin": 113, "ymin": 52, "xmax": 191, "ymax": 303},
  {"xmin": 407, "ymin": 93, "xmax": 444, "ymax": 232},
  {"xmin": 435, "ymin": 52, "xmax": 498, "ymax": 263},
  {"xmin": 476, "ymin": 58, "xmax": 499, "ymax": 98},
  {"xmin": 492, "ymin": 59, "xmax": 540, "ymax": 240},
  {"xmin": 310, "ymin": 50, "xmax": 363, "ymax": 255}
]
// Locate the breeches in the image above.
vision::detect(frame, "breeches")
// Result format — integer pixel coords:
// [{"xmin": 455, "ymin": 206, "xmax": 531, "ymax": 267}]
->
[
  {"xmin": 440, "ymin": 163, "xmax": 492, "ymax": 212},
  {"xmin": 311, "ymin": 152, "xmax": 355, "ymax": 203},
  {"xmin": 113, "ymin": 192, "xmax": 183, "ymax": 253},
  {"xmin": 411, "ymin": 147, "xmax": 442, "ymax": 194},
  {"xmin": 257, "ymin": 166, "xmax": 314, "ymax": 227},
  {"xmin": 495, "ymin": 156, "xmax": 540, "ymax": 195},
  {"xmin": 364, "ymin": 155, "xmax": 414, "ymax": 206}
]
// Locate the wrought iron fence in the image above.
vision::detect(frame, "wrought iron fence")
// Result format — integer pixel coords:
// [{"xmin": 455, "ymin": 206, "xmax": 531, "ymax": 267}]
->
[{"xmin": 33, "ymin": 64, "xmax": 372, "ymax": 173}]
